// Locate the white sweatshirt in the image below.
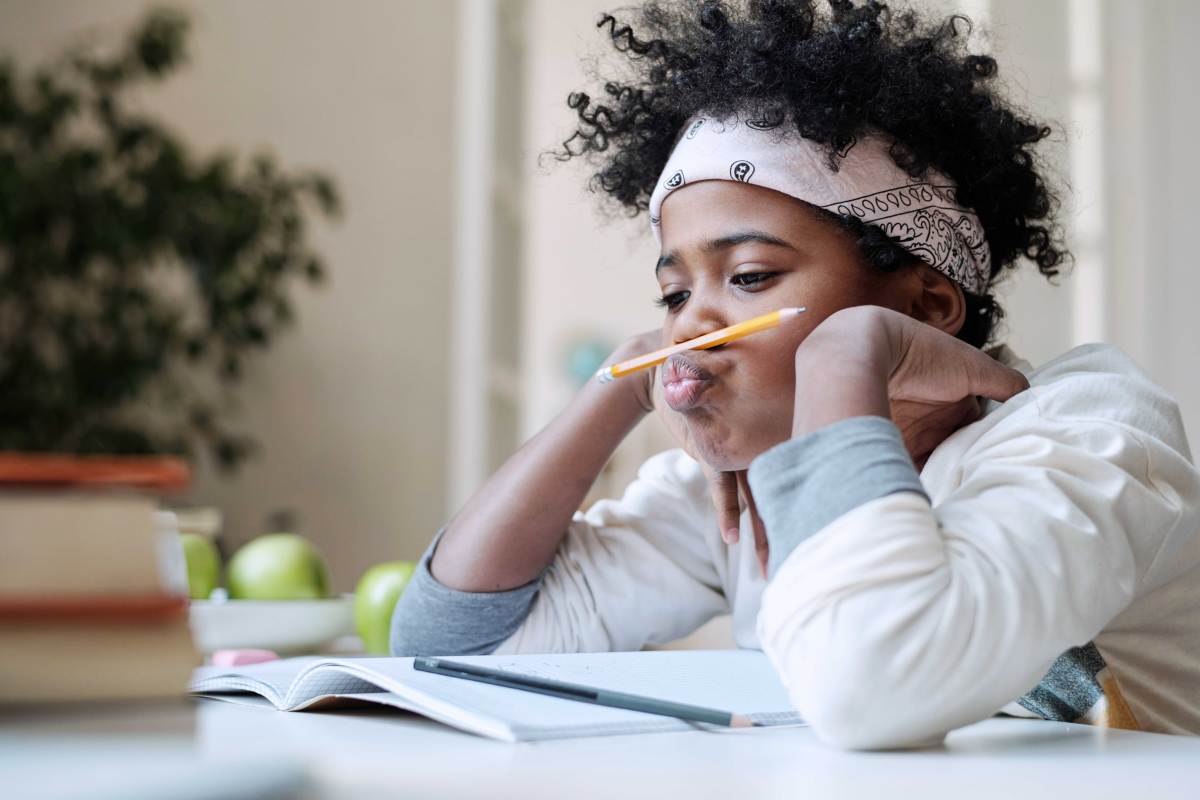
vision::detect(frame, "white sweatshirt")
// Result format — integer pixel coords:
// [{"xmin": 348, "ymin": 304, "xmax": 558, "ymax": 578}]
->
[{"xmin": 481, "ymin": 344, "xmax": 1200, "ymax": 747}]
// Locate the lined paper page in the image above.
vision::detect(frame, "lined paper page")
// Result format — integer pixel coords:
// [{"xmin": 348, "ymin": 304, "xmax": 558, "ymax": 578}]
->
[{"xmin": 347, "ymin": 650, "xmax": 804, "ymax": 740}]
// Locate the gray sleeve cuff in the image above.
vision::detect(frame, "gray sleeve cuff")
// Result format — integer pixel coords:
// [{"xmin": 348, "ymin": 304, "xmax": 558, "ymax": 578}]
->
[
  {"xmin": 388, "ymin": 530, "xmax": 542, "ymax": 656},
  {"xmin": 747, "ymin": 416, "xmax": 928, "ymax": 578}
]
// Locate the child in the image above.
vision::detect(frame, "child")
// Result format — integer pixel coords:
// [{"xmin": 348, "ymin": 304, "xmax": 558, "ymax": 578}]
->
[{"xmin": 391, "ymin": 0, "xmax": 1200, "ymax": 748}]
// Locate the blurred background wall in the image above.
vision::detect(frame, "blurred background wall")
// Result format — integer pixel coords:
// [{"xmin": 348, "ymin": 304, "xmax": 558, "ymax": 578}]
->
[{"xmin": 1, "ymin": 0, "xmax": 1197, "ymax": 592}]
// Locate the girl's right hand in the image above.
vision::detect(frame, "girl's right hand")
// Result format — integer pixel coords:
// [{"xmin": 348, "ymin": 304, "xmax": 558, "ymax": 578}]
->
[{"xmin": 605, "ymin": 329, "xmax": 662, "ymax": 414}]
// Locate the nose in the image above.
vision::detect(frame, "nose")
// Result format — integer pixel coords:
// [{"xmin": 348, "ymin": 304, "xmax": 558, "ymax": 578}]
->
[{"xmin": 671, "ymin": 293, "xmax": 729, "ymax": 345}]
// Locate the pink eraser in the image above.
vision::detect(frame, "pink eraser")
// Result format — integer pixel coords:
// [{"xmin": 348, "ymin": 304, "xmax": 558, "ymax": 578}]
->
[{"xmin": 212, "ymin": 648, "xmax": 279, "ymax": 667}]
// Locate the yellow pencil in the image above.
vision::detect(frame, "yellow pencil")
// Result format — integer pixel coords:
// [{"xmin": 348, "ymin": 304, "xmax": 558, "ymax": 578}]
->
[{"xmin": 595, "ymin": 307, "xmax": 807, "ymax": 383}]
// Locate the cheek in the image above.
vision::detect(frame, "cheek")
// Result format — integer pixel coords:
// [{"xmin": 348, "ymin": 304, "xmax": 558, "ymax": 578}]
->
[
  {"xmin": 740, "ymin": 355, "xmax": 796, "ymax": 399},
  {"xmin": 737, "ymin": 365, "xmax": 797, "ymax": 441},
  {"xmin": 740, "ymin": 329, "xmax": 804, "ymax": 393},
  {"xmin": 741, "ymin": 340, "xmax": 799, "ymax": 399},
  {"xmin": 705, "ymin": 350, "xmax": 797, "ymax": 461},
  {"xmin": 788, "ymin": 263, "xmax": 891, "ymax": 321}
]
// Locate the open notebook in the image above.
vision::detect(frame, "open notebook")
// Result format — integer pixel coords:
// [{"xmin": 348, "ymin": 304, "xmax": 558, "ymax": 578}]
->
[{"xmin": 190, "ymin": 649, "xmax": 806, "ymax": 742}]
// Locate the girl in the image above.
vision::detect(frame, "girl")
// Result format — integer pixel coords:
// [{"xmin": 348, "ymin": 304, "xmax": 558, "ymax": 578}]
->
[{"xmin": 391, "ymin": 0, "xmax": 1200, "ymax": 748}]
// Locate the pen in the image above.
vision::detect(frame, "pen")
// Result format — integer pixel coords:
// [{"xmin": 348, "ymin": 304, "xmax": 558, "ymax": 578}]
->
[
  {"xmin": 594, "ymin": 307, "xmax": 806, "ymax": 383},
  {"xmin": 413, "ymin": 657, "xmax": 756, "ymax": 728}
]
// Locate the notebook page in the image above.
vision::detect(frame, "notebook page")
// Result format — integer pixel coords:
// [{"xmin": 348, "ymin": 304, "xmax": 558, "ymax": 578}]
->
[{"xmin": 343, "ymin": 649, "xmax": 804, "ymax": 741}]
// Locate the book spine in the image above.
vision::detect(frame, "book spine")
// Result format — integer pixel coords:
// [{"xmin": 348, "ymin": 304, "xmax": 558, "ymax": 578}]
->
[{"xmin": 0, "ymin": 594, "xmax": 189, "ymax": 623}]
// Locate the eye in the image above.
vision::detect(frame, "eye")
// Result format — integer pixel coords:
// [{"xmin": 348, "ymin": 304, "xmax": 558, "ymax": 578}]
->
[
  {"xmin": 653, "ymin": 290, "xmax": 690, "ymax": 311},
  {"xmin": 731, "ymin": 271, "xmax": 777, "ymax": 289}
]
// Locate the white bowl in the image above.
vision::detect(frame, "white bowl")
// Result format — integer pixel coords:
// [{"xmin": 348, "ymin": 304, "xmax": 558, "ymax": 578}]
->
[{"xmin": 189, "ymin": 594, "xmax": 355, "ymax": 655}]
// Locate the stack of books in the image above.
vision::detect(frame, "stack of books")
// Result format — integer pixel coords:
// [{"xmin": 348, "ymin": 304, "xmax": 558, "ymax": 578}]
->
[{"xmin": 0, "ymin": 453, "xmax": 199, "ymax": 705}]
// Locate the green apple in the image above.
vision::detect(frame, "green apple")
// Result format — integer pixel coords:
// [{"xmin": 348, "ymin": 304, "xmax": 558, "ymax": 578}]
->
[
  {"xmin": 180, "ymin": 532, "xmax": 221, "ymax": 600},
  {"xmin": 355, "ymin": 561, "xmax": 416, "ymax": 654},
  {"xmin": 227, "ymin": 533, "xmax": 329, "ymax": 600}
]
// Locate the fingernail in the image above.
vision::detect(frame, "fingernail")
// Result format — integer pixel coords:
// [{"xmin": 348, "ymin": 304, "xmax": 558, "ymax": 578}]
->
[{"xmin": 724, "ymin": 528, "xmax": 740, "ymax": 544}]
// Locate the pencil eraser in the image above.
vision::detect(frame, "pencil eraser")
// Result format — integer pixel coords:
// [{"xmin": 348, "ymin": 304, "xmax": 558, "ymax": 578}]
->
[{"xmin": 212, "ymin": 648, "xmax": 279, "ymax": 667}]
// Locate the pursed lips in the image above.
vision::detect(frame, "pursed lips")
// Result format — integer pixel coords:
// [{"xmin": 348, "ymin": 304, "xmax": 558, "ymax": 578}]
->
[{"xmin": 661, "ymin": 353, "xmax": 717, "ymax": 412}]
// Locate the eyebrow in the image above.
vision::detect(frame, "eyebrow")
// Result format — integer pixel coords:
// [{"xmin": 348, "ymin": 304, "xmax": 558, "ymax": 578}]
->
[{"xmin": 655, "ymin": 230, "xmax": 798, "ymax": 273}]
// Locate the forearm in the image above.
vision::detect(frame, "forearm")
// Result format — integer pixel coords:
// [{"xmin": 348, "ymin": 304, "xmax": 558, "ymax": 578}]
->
[
  {"xmin": 432, "ymin": 372, "xmax": 648, "ymax": 592},
  {"xmin": 757, "ymin": 483, "xmax": 1137, "ymax": 749}
]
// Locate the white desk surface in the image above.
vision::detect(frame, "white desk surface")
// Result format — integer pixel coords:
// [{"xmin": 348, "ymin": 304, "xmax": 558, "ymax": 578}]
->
[{"xmin": 2, "ymin": 698, "xmax": 1199, "ymax": 800}]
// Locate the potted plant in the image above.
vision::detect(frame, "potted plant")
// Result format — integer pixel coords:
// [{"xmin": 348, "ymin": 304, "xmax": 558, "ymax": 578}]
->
[{"xmin": 0, "ymin": 7, "xmax": 340, "ymax": 470}]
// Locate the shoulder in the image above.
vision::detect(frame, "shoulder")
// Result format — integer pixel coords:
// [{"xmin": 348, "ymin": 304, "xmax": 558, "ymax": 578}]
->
[
  {"xmin": 929, "ymin": 343, "xmax": 1196, "ymax": 503},
  {"xmin": 1019, "ymin": 344, "xmax": 1191, "ymax": 460},
  {"xmin": 928, "ymin": 344, "xmax": 1200, "ymax": 595}
]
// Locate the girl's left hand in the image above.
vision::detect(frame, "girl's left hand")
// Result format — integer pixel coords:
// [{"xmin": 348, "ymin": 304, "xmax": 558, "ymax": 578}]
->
[{"xmin": 791, "ymin": 306, "xmax": 1029, "ymax": 459}]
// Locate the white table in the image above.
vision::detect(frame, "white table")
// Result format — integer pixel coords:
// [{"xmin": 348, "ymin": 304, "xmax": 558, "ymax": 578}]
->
[{"xmin": 3, "ymin": 698, "xmax": 1199, "ymax": 799}]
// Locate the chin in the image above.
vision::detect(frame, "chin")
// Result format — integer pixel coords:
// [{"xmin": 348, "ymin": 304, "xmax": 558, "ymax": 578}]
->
[
  {"xmin": 684, "ymin": 419, "xmax": 782, "ymax": 473},
  {"xmin": 687, "ymin": 437, "xmax": 753, "ymax": 473},
  {"xmin": 710, "ymin": 455, "xmax": 751, "ymax": 472}
]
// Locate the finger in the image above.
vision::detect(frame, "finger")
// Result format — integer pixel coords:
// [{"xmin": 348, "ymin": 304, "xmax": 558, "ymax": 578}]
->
[
  {"xmin": 755, "ymin": 523, "xmax": 769, "ymax": 578},
  {"xmin": 962, "ymin": 346, "xmax": 1030, "ymax": 402},
  {"xmin": 735, "ymin": 472, "xmax": 770, "ymax": 577},
  {"xmin": 639, "ymin": 365, "xmax": 658, "ymax": 414},
  {"xmin": 709, "ymin": 471, "xmax": 741, "ymax": 544}
]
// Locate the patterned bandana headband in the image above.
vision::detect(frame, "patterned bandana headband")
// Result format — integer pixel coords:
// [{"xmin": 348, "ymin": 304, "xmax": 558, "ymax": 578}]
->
[{"xmin": 648, "ymin": 114, "xmax": 991, "ymax": 295}]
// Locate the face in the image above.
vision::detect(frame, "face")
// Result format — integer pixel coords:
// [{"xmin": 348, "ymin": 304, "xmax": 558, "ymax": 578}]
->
[{"xmin": 655, "ymin": 180, "xmax": 914, "ymax": 471}]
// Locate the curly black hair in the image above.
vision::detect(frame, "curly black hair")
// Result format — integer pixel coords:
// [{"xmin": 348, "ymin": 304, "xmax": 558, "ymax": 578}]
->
[{"xmin": 556, "ymin": 0, "xmax": 1069, "ymax": 347}]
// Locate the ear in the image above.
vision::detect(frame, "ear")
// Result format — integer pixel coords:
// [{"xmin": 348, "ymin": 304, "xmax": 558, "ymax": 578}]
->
[{"xmin": 908, "ymin": 264, "xmax": 966, "ymax": 336}]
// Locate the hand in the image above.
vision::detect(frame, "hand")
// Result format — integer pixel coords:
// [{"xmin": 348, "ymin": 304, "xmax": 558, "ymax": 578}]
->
[
  {"xmin": 793, "ymin": 306, "xmax": 1030, "ymax": 463},
  {"xmin": 606, "ymin": 329, "xmax": 663, "ymax": 414}
]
